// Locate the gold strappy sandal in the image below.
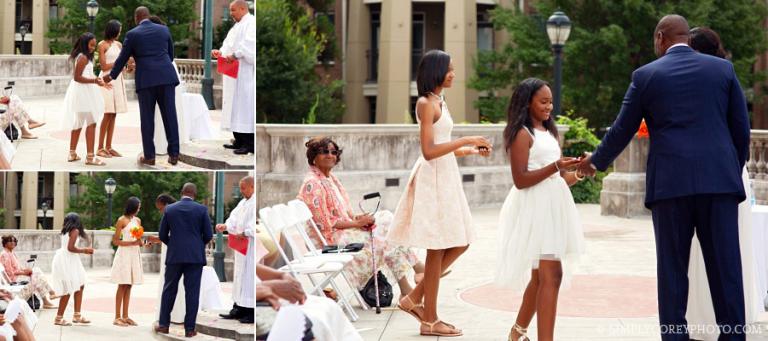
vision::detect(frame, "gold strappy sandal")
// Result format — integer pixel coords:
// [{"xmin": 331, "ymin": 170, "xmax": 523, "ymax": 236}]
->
[{"xmin": 508, "ymin": 323, "xmax": 530, "ymax": 341}]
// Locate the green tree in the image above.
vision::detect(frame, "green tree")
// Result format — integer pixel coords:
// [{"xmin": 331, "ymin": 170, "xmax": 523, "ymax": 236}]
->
[
  {"xmin": 470, "ymin": 0, "xmax": 768, "ymax": 128},
  {"xmin": 48, "ymin": 0, "xmax": 198, "ymax": 57},
  {"xmin": 68, "ymin": 172, "xmax": 211, "ymax": 231},
  {"xmin": 256, "ymin": 0, "xmax": 345, "ymax": 123}
]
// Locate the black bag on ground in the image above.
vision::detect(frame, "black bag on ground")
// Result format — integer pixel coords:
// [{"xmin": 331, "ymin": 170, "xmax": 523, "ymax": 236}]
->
[
  {"xmin": 4, "ymin": 125, "xmax": 18, "ymax": 141},
  {"xmin": 27, "ymin": 295, "xmax": 40, "ymax": 311},
  {"xmin": 359, "ymin": 271, "xmax": 393, "ymax": 307}
]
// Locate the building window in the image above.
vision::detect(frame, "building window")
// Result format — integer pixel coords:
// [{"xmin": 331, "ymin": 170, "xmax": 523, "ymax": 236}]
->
[
  {"xmin": 367, "ymin": 96, "xmax": 377, "ymax": 123},
  {"xmin": 477, "ymin": 10, "xmax": 494, "ymax": 52},
  {"xmin": 49, "ymin": 0, "xmax": 58, "ymax": 20},
  {"xmin": 222, "ymin": 6, "xmax": 230, "ymax": 21},
  {"xmin": 368, "ymin": 11, "xmax": 380, "ymax": 82},
  {"xmin": 411, "ymin": 13, "xmax": 426, "ymax": 80}
]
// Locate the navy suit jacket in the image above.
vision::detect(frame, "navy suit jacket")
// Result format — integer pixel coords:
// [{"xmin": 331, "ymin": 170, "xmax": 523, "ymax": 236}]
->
[
  {"xmin": 591, "ymin": 45, "xmax": 750, "ymax": 207},
  {"xmin": 110, "ymin": 20, "xmax": 180, "ymax": 91},
  {"xmin": 159, "ymin": 197, "xmax": 213, "ymax": 265}
]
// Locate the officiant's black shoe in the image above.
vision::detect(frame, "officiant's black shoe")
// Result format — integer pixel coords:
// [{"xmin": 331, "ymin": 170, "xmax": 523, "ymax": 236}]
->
[
  {"xmin": 223, "ymin": 143, "xmax": 240, "ymax": 150},
  {"xmin": 168, "ymin": 155, "xmax": 179, "ymax": 165},
  {"xmin": 220, "ymin": 307, "xmax": 242, "ymax": 319},
  {"xmin": 234, "ymin": 147, "xmax": 250, "ymax": 155},
  {"xmin": 185, "ymin": 330, "xmax": 197, "ymax": 337},
  {"xmin": 238, "ymin": 315, "xmax": 254, "ymax": 324}
]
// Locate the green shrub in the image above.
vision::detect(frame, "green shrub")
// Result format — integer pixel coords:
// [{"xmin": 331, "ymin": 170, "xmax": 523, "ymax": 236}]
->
[{"xmin": 557, "ymin": 112, "xmax": 609, "ymax": 204}]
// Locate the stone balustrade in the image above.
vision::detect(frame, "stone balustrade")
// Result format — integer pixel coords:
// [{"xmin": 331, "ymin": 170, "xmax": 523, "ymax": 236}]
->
[
  {"xmin": 601, "ymin": 129, "xmax": 768, "ymax": 217},
  {"xmin": 748, "ymin": 130, "xmax": 768, "ymax": 205},
  {"xmin": 0, "ymin": 229, "xmax": 235, "ymax": 279},
  {"xmin": 256, "ymin": 123, "xmax": 569, "ymax": 211}
]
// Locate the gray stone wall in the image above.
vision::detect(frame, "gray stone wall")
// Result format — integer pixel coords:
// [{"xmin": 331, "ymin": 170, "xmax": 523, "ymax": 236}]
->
[{"xmin": 256, "ymin": 124, "xmax": 569, "ymax": 211}]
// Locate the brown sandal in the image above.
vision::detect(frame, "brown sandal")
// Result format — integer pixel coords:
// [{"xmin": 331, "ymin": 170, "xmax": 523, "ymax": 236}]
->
[
  {"xmin": 397, "ymin": 295, "xmax": 424, "ymax": 322},
  {"xmin": 96, "ymin": 148, "xmax": 112, "ymax": 158},
  {"xmin": 67, "ymin": 150, "xmax": 80, "ymax": 162},
  {"xmin": 85, "ymin": 154, "xmax": 106, "ymax": 166},
  {"xmin": 54, "ymin": 315, "xmax": 72, "ymax": 326},
  {"xmin": 72, "ymin": 312, "xmax": 91, "ymax": 324},
  {"xmin": 107, "ymin": 148, "xmax": 122, "ymax": 157},
  {"xmin": 420, "ymin": 320, "xmax": 462, "ymax": 337},
  {"xmin": 123, "ymin": 317, "xmax": 137, "ymax": 326},
  {"xmin": 113, "ymin": 318, "xmax": 129, "ymax": 326}
]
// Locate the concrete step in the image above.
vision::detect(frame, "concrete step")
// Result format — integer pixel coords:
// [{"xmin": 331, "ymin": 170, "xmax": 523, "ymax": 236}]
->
[
  {"xmin": 152, "ymin": 311, "xmax": 254, "ymax": 341},
  {"xmin": 179, "ymin": 140, "xmax": 254, "ymax": 170}
]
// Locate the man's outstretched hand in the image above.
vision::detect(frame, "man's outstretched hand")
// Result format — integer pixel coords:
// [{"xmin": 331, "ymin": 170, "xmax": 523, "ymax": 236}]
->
[
  {"xmin": 102, "ymin": 74, "xmax": 112, "ymax": 83},
  {"xmin": 576, "ymin": 152, "xmax": 597, "ymax": 177}
]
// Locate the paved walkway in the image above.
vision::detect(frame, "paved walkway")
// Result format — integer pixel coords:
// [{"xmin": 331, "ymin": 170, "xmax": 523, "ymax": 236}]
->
[
  {"xmin": 337, "ymin": 204, "xmax": 768, "ymax": 340},
  {"xmin": 32, "ymin": 268, "xmax": 234, "ymax": 340},
  {"xmin": 8, "ymin": 96, "xmax": 240, "ymax": 170}
]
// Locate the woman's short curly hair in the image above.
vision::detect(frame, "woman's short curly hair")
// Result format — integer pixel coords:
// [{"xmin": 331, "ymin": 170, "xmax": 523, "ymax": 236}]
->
[
  {"xmin": 305, "ymin": 136, "xmax": 342, "ymax": 166},
  {"xmin": 1, "ymin": 235, "xmax": 17, "ymax": 248}
]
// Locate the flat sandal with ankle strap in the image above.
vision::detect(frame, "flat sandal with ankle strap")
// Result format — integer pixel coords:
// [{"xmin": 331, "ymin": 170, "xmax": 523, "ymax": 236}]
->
[
  {"xmin": 72, "ymin": 312, "xmax": 90, "ymax": 324},
  {"xmin": 54, "ymin": 315, "xmax": 72, "ymax": 326},
  {"xmin": 67, "ymin": 150, "xmax": 80, "ymax": 162},
  {"xmin": 396, "ymin": 296, "xmax": 424, "ymax": 322},
  {"xmin": 420, "ymin": 320, "xmax": 462, "ymax": 337},
  {"xmin": 508, "ymin": 323, "xmax": 530, "ymax": 341}
]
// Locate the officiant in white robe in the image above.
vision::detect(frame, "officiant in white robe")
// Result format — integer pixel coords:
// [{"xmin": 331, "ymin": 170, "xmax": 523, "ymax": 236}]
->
[
  {"xmin": 216, "ymin": 175, "xmax": 255, "ymax": 323},
  {"xmin": 219, "ymin": 0, "xmax": 254, "ymax": 155}
]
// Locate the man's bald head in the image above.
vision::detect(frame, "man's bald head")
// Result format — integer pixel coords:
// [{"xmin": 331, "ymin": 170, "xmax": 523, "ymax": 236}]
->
[
  {"xmin": 654, "ymin": 15, "xmax": 690, "ymax": 57},
  {"xmin": 181, "ymin": 183, "xmax": 198, "ymax": 198},
  {"xmin": 135, "ymin": 6, "xmax": 150, "ymax": 25},
  {"xmin": 239, "ymin": 175, "xmax": 254, "ymax": 199},
  {"xmin": 229, "ymin": 0, "xmax": 250, "ymax": 22}
]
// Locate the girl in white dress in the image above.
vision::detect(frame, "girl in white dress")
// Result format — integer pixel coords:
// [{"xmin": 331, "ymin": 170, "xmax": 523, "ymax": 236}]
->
[
  {"xmin": 50, "ymin": 213, "xmax": 94, "ymax": 326},
  {"xmin": 97, "ymin": 20, "xmax": 131, "ymax": 159},
  {"xmin": 110, "ymin": 197, "xmax": 145, "ymax": 327},
  {"xmin": 495, "ymin": 78, "xmax": 585, "ymax": 341},
  {"xmin": 389, "ymin": 49, "xmax": 492, "ymax": 337},
  {"xmin": 63, "ymin": 32, "xmax": 110, "ymax": 166}
]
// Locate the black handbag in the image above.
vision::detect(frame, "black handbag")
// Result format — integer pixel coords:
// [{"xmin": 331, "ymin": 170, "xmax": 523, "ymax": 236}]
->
[
  {"xmin": 359, "ymin": 271, "xmax": 393, "ymax": 307},
  {"xmin": 4, "ymin": 125, "xmax": 17, "ymax": 141},
  {"xmin": 27, "ymin": 295, "xmax": 40, "ymax": 311},
  {"xmin": 321, "ymin": 242, "xmax": 364, "ymax": 253}
]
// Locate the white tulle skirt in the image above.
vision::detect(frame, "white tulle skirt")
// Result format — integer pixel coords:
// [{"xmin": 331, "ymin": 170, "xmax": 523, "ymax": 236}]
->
[
  {"xmin": 62, "ymin": 80, "xmax": 104, "ymax": 130},
  {"xmin": 50, "ymin": 248, "xmax": 87, "ymax": 296},
  {"xmin": 494, "ymin": 175, "xmax": 585, "ymax": 292}
]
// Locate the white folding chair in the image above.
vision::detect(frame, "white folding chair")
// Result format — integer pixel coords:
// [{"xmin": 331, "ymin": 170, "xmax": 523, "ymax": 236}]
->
[
  {"xmin": 286, "ymin": 199, "xmax": 370, "ymax": 310},
  {"xmin": 0, "ymin": 264, "xmax": 27, "ymax": 298},
  {"xmin": 259, "ymin": 206, "xmax": 366, "ymax": 321},
  {"xmin": 268, "ymin": 204, "xmax": 360, "ymax": 321}
]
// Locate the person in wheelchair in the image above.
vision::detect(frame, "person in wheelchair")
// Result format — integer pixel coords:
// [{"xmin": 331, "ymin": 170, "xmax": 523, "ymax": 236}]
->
[
  {"xmin": 0, "ymin": 236, "xmax": 58, "ymax": 309},
  {"xmin": 297, "ymin": 136, "xmax": 427, "ymax": 298}
]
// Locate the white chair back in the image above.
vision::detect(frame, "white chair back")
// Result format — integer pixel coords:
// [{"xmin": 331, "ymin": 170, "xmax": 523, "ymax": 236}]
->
[
  {"xmin": 287, "ymin": 200, "xmax": 328, "ymax": 246},
  {"xmin": 258, "ymin": 207, "xmax": 298, "ymax": 277}
]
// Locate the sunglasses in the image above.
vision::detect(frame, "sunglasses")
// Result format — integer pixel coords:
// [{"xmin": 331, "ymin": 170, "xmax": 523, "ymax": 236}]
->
[{"xmin": 319, "ymin": 149, "xmax": 341, "ymax": 156}]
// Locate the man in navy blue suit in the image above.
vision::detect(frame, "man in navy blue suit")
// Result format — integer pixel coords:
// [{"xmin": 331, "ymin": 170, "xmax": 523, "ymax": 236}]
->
[
  {"xmin": 103, "ymin": 6, "xmax": 180, "ymax": 166},
  {"xmin": 156, "ymin": 183, "xmax": 213, "ymax": 337},
  {"xmin": 578, "ymin": 15, "xmax": 750, "ymax": 340}
]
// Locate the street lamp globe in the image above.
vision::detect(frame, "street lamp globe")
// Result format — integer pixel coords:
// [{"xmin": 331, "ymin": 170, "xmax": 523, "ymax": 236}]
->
[
  {"xmin": 104, "ymin": 177, "xmax": 117, "ymax": 195},
  {"xmin": 18, "ymin": 24, "xmax": 28, "ymax": 39},
  {"xmin": 86, "ymin": 0, "xmax": 100, "ymax": 18},
  {"xmin": 546, "ymin": 11, "xmax": 572, "ymax": 47}
]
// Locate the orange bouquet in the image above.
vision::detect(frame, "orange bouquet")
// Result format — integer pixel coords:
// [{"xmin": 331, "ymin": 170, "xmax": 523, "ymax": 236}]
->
[
  {"xmin": 130, "ymin": 225, "xmax": 144, "ymax": 240},
  {"xmin": 636, "ymin": 119, "xmax": 649, "ymax": 138}
]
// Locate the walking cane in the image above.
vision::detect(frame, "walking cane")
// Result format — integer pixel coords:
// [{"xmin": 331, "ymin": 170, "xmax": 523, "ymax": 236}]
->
[{"xmin": 359, "ymin": 192, "xmax": 382, "ymax": 313}]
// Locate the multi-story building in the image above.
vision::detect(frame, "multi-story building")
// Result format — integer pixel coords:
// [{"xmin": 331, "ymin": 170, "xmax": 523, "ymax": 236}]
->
[{"xmin": 0, "ymin": 0, "xmax": 62, "ymax": 54}]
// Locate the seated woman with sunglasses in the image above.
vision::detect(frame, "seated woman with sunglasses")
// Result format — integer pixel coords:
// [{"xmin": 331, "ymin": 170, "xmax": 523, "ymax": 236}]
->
[
  {"xmin": 297, "ymin": 136, "xmax": 427, "ymax": 299},
  {"xmin": 0, "ymin": 235, "xmax": 58, "ymax": 309}
]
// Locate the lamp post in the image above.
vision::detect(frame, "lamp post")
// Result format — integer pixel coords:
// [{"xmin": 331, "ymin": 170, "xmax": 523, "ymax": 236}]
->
[
  {"xmin": 104, "ymin": 177, "xmax": 116, "ymax": 228},
  {"xmin": 18, "ymin": 24, "xmax": 28, "ymax": 55},
  {"xmin": 201, "ymin": 0, "xmax": 215, "ymax": 109},
  {"xmin": 41, "ymin": 201, "xmax": 48, "ymax": 230},
  {"xmin": 546, "ymin": 11, "xmax": 572, "ymax": 118},
  {"xmin": 213, "ymin": 172, "xmax": 226, "ymax": 281},
  {"xmin": 86, "ymin": 0, "xmax": 99, "ymax": 34}
]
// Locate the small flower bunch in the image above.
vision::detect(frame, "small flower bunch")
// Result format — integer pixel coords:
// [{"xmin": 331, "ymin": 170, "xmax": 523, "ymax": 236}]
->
[
  {"xmin": 637, "ymin": 119, "xmax": 649, "ymax": 139},
  {"xmin": 130, "ymin": 225, "xmax": 144, "ymax": 240}
]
